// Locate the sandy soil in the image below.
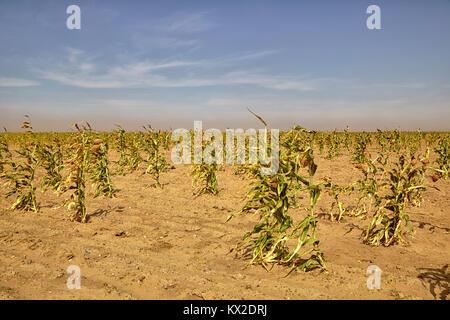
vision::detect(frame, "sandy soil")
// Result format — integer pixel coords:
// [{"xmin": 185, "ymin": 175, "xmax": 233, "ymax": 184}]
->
[{"xmin": 0, "ymin": 150, "xmax": 448, "ymax": 300}]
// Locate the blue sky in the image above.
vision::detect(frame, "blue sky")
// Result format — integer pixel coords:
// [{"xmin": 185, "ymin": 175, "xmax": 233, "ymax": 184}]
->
[{"xmin": 0, "ymin": 0, "xmax": 449, "ymax": 131}]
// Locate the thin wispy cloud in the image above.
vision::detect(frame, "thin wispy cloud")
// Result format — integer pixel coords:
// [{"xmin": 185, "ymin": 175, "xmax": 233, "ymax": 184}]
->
[
  {"xmin": 218, "ymin": 71, "xmax": 316, "ymax": 91},
  {"xmin": 347, "ymin": 82, "xmax": 428, "ymax": 89},
  {"xmin": 153, "ymin": 37, "xmax": 202, "ymax": 49},
  {"xmin": 205, "ymin": 50, "xmax": 280, "ymax": 66},
  {"xmin": 35, "ymin": 49, "xmax": 316, "ymax": 91},
  {"xmin": 0, "ymin": 77, "xmax": 39, "ymax": 87},
  {"xmin": 66, "ymin": 47, "xmax": 84, "ymax": 63},
  {"xmin": 128, "ymin": 11, "xmax": 217, "ymax": 52},
  {"xmin": 38, "ymin": 66, "xmax": 319, "ymax": 91},
  {"xmin": 157, "ymin": 11, "xmax": 217, "ymax": 34}
]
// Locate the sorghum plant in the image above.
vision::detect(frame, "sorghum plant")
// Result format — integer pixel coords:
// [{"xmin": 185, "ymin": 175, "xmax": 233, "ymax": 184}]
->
[
  {"xmin": 228, "ymin": 126, "xmax": 326, "ymax": 272},
  {"xmin": 38, "ymin": 135, "xmax": 64, "ymax": 191},
  {"xmin": 364, "ymin": 151, "xmax": 434, "ymax": 246},
  {"xmin": 143, "ymin": 126, "xmax": 170, "ymax": 188},
  {"xmin": 90, "ymin": 138, "xmax": 115, "ymax": 197},
  {"xmin": 1, "ymin": 117, "xmax": 40, "ymax": 212},
  {"xmin": 60, "ymin": 123, "xmax": 92, "ymax": 222}
]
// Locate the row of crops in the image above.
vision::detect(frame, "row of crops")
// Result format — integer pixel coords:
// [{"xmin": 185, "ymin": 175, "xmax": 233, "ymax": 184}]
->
[{"xmin": 0, "ymin": 117, "xmax": 448, "ymax": 273}]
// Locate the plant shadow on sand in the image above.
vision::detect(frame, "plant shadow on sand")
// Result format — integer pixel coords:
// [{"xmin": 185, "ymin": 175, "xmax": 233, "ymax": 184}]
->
[
  {"xmin": 410, "ymin": 218, "xmax": 450, "ymax": 233},
  {"xmin": 417, "ymin": 264, "xmax": 449, "ymax": 300},
  {"xmin": 85, "ymin": 205, "xmax": 125, "ymax": 222}
]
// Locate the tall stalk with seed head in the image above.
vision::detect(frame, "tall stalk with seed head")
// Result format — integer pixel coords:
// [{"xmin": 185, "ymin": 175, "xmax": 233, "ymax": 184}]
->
[{"xmin": 61, "ymin": 123, "xmax": 92, "ymax": 222}]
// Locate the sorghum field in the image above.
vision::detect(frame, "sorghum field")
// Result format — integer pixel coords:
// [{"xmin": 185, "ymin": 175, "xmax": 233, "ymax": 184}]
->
[{"xmin": 0, "ymin": 120, "xmax": 448, "ymax": 300}]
